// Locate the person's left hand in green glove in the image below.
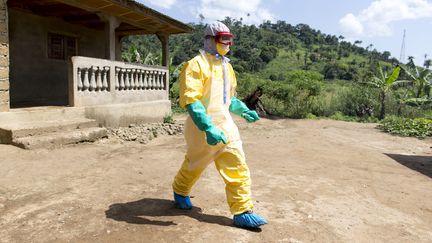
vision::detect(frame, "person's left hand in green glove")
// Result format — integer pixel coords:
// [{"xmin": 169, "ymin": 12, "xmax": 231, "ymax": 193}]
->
[{"xmin": 229, "ymin": 97, "xmax": 260, "ymax": 123}]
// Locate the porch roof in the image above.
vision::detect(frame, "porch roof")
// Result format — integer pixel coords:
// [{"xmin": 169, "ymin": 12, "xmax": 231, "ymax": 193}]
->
[{"xmin": 8, "ymin": 0, "xmax": 193, "ymax": 36}]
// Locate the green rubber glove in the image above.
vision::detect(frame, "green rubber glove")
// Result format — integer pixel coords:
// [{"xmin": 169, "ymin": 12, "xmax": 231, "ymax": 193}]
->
[
  {"xmin": 229, "ymin": 97, "xmax": 260, "ymax": 123},
  {"xmin": 186, "ymin": 101, "xmax": 227, "ymax": 145}
]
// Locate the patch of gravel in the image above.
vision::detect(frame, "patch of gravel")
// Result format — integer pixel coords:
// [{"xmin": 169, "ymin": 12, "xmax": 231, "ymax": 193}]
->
[{"xmin": 106, "ymin": 122, "xmax": 184, "ymax": 144}]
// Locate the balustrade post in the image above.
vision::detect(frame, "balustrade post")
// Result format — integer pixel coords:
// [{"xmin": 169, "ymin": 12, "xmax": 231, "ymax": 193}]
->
[
  {"xmin": 89, "ymin": 67, "xmax": 97, "ymax": 91},
  {"xmin": 77, "ymin": 68, "xmax": 83, "ymax": 91},
  {"xmin": 132, "ymin": 69, "xmax": 137, "ymax": 90},
  {"xmin": 114, "ymin": 67, "xmax": 120, "ymax": 91},
  {"xmin": 103, "ymin": 66, "xmax": 109, "ymax": 91},
  {"xmin": 83, "ymin": 68, "xmax": 90, "ymax": 91},
  {"xmin": 138, "ymin": 69, "xmax": 143, "ymax": 90},
  {"xmin": 143, "ymin": 70, "xmax": 148, "ymax": 89},
  {"xmin": 120, "ymin": 68, "xmax": 126, "ymax": 90},
  {"xmin": 150, "ymin": 70, "xmax": 155, "ymax": 90},
  {"xmin": 96, "ymin": 67, "xmax": 102, "ymax": 91}
]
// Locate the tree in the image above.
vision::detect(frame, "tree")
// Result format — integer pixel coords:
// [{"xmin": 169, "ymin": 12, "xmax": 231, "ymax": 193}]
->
[
  {"xmin": 407, "ymin": 56, "xmax": 415, "ymax": 68},
  {"xmin": 424, "ymin": 59, "xmax": 431, "ymax": 69},
  {"xmin": 366, "ymin": 65, "xmax": 402, "ymax": 119},
  {"xmin": 401, "ymin": 64, "xmax": 432, "ymax": 99},
  {"xmin": 354, "ymin": 40, "xmax": 362, "ymax": 46},
  {"xmin": 382, "ymin": 51, "xmax": 391, "ymax": 61}
]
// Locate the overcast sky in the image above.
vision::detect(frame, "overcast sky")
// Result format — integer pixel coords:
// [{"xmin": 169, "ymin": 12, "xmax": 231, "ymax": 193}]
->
[{"xmin": 138, "ymin": 0, "xmax": 432, "ymax": 65}]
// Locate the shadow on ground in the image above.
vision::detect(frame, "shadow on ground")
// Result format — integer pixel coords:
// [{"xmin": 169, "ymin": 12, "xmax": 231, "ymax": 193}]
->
[
  {"xmin": 105, "ymin": 198, "xmax": 261, "ymax": 232},
  {"xmin": 386, "ymin": 153, "xmax": 432, "ymax": 178}
]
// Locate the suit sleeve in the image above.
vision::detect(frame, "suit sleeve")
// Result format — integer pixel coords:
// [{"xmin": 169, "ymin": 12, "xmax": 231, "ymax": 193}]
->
[
  {"xmin": 228, "ymin": 64, "xmax": 237, "ymax": 98},
  {"xmin": 179, "ymin": 60, "xmax": 204, "ymax": 108}
]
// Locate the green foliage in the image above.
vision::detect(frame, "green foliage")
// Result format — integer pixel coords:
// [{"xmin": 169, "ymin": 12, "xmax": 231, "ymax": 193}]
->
[
  {"xmin": 120, "ymin": 17, "xmax": 431, "ymax": 123},
  {"xmin": 123, "ymin": 17, "xmax": 395, "ymax": 79},
  {"xmin": 329, "ymin": 111, "xmax": 379, "ymax": 123},
  {"xmin": 237, "ymin": 70, "xmax": 323, "ymax": 118},
  {"xmin": 365, "ymin": 64, "xmax": 402, "ymax": 119},
  {"xmin": 400, "ymin": 64, "xmax": 432, "ymax": 99},
  {"xmin": 334, "ymin": 84, "xmax": 378, "ymax": 117},
  {"xmin": 306, "ymin": 113, "xmax": 318, "ymax": 120},
  {"xmin": 329, "ymin": 111, "xmax": 358, "ymax": 122},
  {"xmin": 163, "ymin": 114, "xmax": 175, "ymax": 124},
  {"xmin": 171, "ymin": 103, "xmax": 187, "ymax": 114},
  {"xmin": 122, "ymin": 35, "xmax": 162, "ymax": 65},
  {"xmin": 169, "ymin": 62, "xmax": 185, "ymax": 99},
  {"xmin": 380, "ymin": 116, "xmax": 432, "ymax": 138}
]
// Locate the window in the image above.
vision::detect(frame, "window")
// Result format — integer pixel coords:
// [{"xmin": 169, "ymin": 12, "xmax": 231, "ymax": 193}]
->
[{"xmin": 48, "ymin": 33, "xmax": 77, "ymax": 60}]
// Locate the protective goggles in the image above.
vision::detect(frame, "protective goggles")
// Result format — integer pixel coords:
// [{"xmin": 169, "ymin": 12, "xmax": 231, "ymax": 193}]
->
[{"xmin": 215, "ymin": 32, "xmax": 234, "ymax": 46}]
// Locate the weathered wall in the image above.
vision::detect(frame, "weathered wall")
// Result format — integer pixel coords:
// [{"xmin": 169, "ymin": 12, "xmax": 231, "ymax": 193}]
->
[
  {"xmin": 0, "ymin": 0, "xmax": 9, "ymax": 112},
  {"xmin": 9, "ymin": 9, "xmax": 105, "ymax": 107}
]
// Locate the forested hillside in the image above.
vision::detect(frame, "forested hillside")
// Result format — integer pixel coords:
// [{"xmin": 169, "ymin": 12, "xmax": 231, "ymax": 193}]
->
[{"xmin": 122, "ymin": 18, "xmax": 432, "ymax": 137}]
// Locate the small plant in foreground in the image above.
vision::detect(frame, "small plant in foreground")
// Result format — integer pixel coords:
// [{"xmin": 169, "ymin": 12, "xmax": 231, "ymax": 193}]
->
[{"xmin": 379, "ymin": 116, "xmax": 432, "ymax": 138}]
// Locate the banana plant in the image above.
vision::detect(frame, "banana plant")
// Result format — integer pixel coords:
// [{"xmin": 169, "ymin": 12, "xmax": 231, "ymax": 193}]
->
[
  {"xmin": 143, "ymin": 52, "xmax": 159, "ymax": 65},
  {"xmin": 365, "ymin": 64, "xmax": 403, "ymax": 119},
  {"xmin": 400, "ymin": 64, "xmax": 432, "ymax": 99},
  {"xmin": 397, "ymin": 64, "xmax": 432, "ymax": 109}
]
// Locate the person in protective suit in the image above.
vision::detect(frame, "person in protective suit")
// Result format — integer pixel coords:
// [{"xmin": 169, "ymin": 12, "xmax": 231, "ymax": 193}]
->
[{"xmin": 172, "ymin": 21, "xmax": 267, "ymax": 229}]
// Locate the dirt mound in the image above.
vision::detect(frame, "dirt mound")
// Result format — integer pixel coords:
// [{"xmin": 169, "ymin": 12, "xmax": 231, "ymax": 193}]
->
[{"xmin": 106, "ymin": 122, "xmax": 184, "ymax": 144}]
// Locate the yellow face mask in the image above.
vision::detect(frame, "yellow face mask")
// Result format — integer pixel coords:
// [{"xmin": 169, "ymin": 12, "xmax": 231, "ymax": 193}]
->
[{"xmin": 216, "ymin": 43, "xmax": 230, "ymax": 56}]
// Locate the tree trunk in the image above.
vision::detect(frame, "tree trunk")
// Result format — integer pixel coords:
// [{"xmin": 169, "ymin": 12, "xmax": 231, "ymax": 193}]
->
[
  {"xmin": 397, "ymin": 102, "xmax": 403, "ymax": 116},
  {"xmin": 379, "ymin": 91, "xmax": 386, "ymax": 120}
]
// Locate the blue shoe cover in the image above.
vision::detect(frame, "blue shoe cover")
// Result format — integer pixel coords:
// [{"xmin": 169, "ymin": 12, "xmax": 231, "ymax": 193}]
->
[
  {"xmin": 173, "ymin": 192, "xmax": 192, "ymax": 209},
  {"xmin": 233, "ymin": 211, "xmax": 268, "ymax": 228}
]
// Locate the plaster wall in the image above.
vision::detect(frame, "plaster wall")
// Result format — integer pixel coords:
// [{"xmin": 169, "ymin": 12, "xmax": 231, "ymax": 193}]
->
[
  {"xmin": 8, "ymin": 9, "xmax": 105, "ymax": 107},
  {"xmin": 0, "ymin": 0, "xmax": 9, "ymax": 112}
]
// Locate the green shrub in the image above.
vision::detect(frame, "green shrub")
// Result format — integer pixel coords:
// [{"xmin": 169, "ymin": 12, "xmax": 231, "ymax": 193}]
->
[
  {"xmin": 329, "ymin": 111, "xmax": 379, "ymax": 123},
  {"xmin": 336, "ymin": 84, "xmax": 378, "ymax": 118},
  {"xmin": 237, "ymin": 71, "xmax": 323, "ymax": 119},
  {"xmin": 171, "ymin": 103, "xmax": 186, "ymax": 114},
  {"xmin": 329, "ymin": 111, "xmax": 357, "ymax": 122},
  {"xmin": 306, "ymin": 113, "xmax": 318, "ymax": 119},
  {"xmin": 379, "ymin": 116, "xmax": 432, "ymax": 137},
  {"xmin": 310, "ymin": 82, "xmax": 379, "ymax": 119},
  {"xmin": 170, "ymin": 81, "xmax": 180, "ymax": 101},
  {"xmin": 163, "ymin": 114, "xmax": 175, "ymax": 124}
]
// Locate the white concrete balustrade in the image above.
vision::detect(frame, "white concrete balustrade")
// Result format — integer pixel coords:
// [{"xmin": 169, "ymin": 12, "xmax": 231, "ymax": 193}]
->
[
  {"xmin": 115, "ymin": 68, "xmax": 166, "ymax": 91},
  {"xmin": 69, "ymin": 56, "xmax": 169, "ymax": 107},
  {"xmin": 77, "ymin": 66, "xmax": 110, "ymax": 92}
]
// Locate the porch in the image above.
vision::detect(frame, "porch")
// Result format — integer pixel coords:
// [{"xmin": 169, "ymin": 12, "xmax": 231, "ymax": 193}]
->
[{"xmin": 0, "ymin": 0, "xmax": 192, "ymax": 148}]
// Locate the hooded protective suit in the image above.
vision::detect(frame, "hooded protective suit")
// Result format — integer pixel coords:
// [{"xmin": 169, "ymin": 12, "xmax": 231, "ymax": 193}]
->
[{"xmin": 172, "ymin": 22, "xmax": 267, "ymax": 227}]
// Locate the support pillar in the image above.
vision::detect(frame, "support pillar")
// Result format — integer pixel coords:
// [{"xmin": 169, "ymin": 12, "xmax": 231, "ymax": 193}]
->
[
  {"xmin": 157, "ymin": 33, "xmax": 169, "ymax": 67},
  {"xmin": 99, "ymin": 14, "xmax": 120, "ymax": 61},
  {"xmin": 157, "ymin": 33, "xmax": 170, "ymax": 99}
]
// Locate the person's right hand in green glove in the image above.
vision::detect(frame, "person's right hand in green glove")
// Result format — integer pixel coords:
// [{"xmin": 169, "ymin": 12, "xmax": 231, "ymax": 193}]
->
[
  {"xmin": 229, "ymin": 97, "xmax": 260, "ymax": 123},
  {"xmin": 204, "ymin": 126, "xmax": 227, "ymax": 145},
  {"xmin": 186, "ymin": 101, "xmax": 227, "ymax": 145}
]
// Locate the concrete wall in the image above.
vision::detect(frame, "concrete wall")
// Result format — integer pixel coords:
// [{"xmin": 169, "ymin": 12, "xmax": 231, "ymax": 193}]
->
[
  {"xmin": 0, "ymin": 100, "xmax": 171, "ymax": 128},
  {"xmin": 0, "ymin": 0, "xmax": 9, "ymax": 112},
  {"xmin": 84, "ymin": 100, "xmax": 171, "ymax": 127},
  {"xmin": 8, "ymin": 9, "xmax": 106, "ymax": 107}
]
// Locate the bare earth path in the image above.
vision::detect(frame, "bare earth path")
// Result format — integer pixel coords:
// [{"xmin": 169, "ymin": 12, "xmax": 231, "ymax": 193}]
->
[{"xmin": 1, "ymin": 116, "xmax": 431, "ymax": 243}]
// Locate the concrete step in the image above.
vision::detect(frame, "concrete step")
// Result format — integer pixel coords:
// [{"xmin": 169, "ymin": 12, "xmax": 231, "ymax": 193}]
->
[
  {"xmin": 0, "ymin": 106, "xmax": 85, "ymax": 124},
  {"xmin": 12, "ymin": 127, "xmax": 107, "ymax": 149},
  {"xmin": 0, "ymin": 118, "xmax": 99, "ymax": 142}
]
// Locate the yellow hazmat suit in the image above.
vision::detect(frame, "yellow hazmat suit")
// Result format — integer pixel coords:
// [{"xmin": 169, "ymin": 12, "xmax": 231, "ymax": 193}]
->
[{"xmin": 172, "ymin": 50, "xmax": 253, "ymax": 215}]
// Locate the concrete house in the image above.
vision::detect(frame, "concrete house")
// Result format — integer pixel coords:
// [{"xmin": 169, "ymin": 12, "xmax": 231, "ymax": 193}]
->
[{"xmin": 0, "ymin": 0, "xmax": 192, "ymax": 148}]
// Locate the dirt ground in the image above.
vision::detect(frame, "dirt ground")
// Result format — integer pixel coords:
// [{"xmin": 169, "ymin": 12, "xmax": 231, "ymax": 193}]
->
[{"xmin": 1, "ymin": 115, "xmax": 431, "ymax": 243}]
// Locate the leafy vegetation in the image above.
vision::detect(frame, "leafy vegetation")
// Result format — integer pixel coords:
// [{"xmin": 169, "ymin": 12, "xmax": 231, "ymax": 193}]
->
[
  {"xmin": 163, "ymin": 113, "xmax": 175, "ymax": 124},
  {"xmin": 379, "ymin": 116, "xmax": 432, "ymax": 138},
  {"xmin": 121, "ymin": 17, "xmax": 432, "ymax": 137}
]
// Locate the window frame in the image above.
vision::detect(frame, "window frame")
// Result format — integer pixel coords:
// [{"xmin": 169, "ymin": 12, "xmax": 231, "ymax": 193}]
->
[{"xmin": 47, "ymin": 32, "xmax": 78, "ymax": 60}]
